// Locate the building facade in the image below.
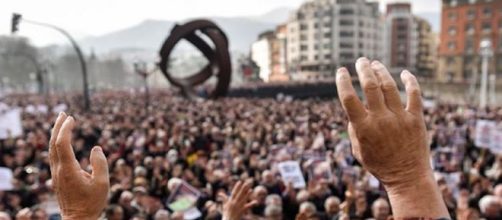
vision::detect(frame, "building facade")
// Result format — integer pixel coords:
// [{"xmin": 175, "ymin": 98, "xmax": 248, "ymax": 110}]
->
[
  {"xmin": 286, "ymin": 0, "xmax": 382, "ymax": 81},
  {"xmin": 438, "ymin": 0, "xmax": 502, "ymax": 82},
  {"xmin": 251, "ymin": 31, "xmax": 275, "ymax": 82},
  {"xmin": 383, "ymin": 3, "xmax": 418, "ymax": 74},
  {"xmin": 415, "ymin": 17, "xmax": 438, "ymax": 78},
  {"xmin": 383, "ymin": 3, "xmax": 437, "ymax": 77}
]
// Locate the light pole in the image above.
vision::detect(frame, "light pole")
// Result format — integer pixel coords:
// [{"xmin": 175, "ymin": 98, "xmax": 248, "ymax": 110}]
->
[
  {"xmin": 133, "ymin": 61, "xmax": 155, "ymax": 109},
  {"xmin": 479, "ymin": 39, "xmax": 493, "ymax": 108},
  {"xmin": 11, "ymin": 13, "xmax": 91, "ymax": 111}
]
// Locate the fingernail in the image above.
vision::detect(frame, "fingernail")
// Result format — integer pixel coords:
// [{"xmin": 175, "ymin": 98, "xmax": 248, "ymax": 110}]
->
[
  {"xmin": 93, "ymin": 146, "xmax": 102, "ymax": 152},
  {"xmin": 357, "ymin": 57, "xmax": 369, "ymax": 63}
]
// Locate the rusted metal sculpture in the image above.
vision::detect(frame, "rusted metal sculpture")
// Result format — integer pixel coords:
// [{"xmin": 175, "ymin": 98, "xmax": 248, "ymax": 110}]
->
[{"xmin": 158, "ymin": 19, "xmax": 231, "ymax": 99}]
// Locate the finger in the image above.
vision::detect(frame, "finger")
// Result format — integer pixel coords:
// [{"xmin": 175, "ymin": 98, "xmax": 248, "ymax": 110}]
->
[
  {"xmin": 400, "ymin": 70, "xmax": 423, "ymax": 115},
  {"xmin": 218, "ymin": 192, "xmax": 229, "ymax": 203},
  {"xmin": 371, "ymin": 61, "xmax": 403, "ymax": 113},
  {"xmin": 355, "ymin": 57, "xmax": 386, "ymax": 112},
  {"xmin": 235, "ymin": 181, "xmax": 252, "ymax": 203},
  {"xmin": 244, "ymin": 200, "xmax": 258, "ymax": 209},
  {"xmin": 49, "ymin": 112, "xmax": 67, "ymax": 166},
  {"xmin": 336, "ymin": 68, "xmax": 366, "ymax": 123},
  {"xmin": 55, "ymin": 116, "xmax": 79, "ymax": 167},
  {"xmin": 237, "ymin": 188, "xmax": 252, "ymax": 205},
  {"xmin": 90, "ymin": 146, "xmax": 109, "ymax": 184},
  {"xmin": 231, "ymin": 181, "xmax": 242, "ymax": 200}
]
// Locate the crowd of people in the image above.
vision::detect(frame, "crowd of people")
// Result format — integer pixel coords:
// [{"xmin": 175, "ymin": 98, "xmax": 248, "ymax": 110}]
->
[{"xmin": 0, "ymin": 91, "xmax": 501, "ymax": 220}]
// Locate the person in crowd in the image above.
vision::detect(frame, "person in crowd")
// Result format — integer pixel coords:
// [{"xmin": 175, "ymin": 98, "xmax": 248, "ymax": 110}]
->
[{"xmin": 4, "ymin": 58, "xmax": 502, "ymax": 219}]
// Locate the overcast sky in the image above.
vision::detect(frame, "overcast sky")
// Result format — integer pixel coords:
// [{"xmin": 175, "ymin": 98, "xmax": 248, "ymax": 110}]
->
[{"xmin": 0, "ymin": 0, "xmax": 441, "ymax": 46}]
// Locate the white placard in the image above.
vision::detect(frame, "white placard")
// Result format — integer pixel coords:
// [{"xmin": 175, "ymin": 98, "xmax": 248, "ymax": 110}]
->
[
  {"xmin": 0, "ymin": 108, "xmax": 23, "ymax": 140},
  {"xmin": 475, "ymin": 120, "xmax": 496, "ymax": 148},
  {"xmin": 0, "ymin": 167, "xmax": 14, "ymax": 190},
  {"xmin": 277, "ymin": 161, "xmax": 306, "ymax": 189}
]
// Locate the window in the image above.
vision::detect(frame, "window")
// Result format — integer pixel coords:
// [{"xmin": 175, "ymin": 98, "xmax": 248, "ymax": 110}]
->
[
  {"xmin": 397, "ymin": 25, "xmax": 407, "ymax": 31},
  {"xmin": 324, "ymin": 33, "xmax": 331, "ymax": 38},
  {"xmin": 300, "ymin": 24, "xmax": 308, "ymax": 30},
  {"xmin": 447, "ymin": 57, "xmax": 455, "ymax": 65},
  {"xmin": 448, "ymin": 42, "xmax": 456, "ymax": 50},
  {"xmin": 449, "ymin": 26, "xmax": 457, "ymax": 36},
  {"xmin": 340, "ymin": 31, "xmax": 354, "ymax": 37},
  {"xmin": 324, "ymin": 54, "xmax": 331, "ymax": 60},
  {"xmin": 300, "ymin": 45, "xmax": 308, "ymax": 51},
  {"xmin": 448, "ymin": 12, "xmax": 457, "ymax": 21},
  {"xmin": 324, "ymin": 22, "xmax": 331, "ymax": 28},
  {"xmin": 483, "ymin": 22, "xmax": 492, "ymax": 32},
  {"xmin": 300, "ymin": 34, "xmax": 307, "ymax": 41},
  {"xmin": 340, "ymin": 9, "xmax": 354, "ymax": 15},
  {"xmin": 465, "ymin": 24, "xmax": 475, "ymax": 34},
  {"xmin": 314, "ymin": 55, "xmax": 319, "ymax": 60},
  {"xmin": 483, "ymin": 7, "xmax": 492, "ymax": 17},
  {"xmin": 340, "ymin": 20, "xmax": 354, "ymax": 26},
  {"xmin": 323, "ymin": 43, "xmax": 331, "ymax": 49},
  {"xmin": 314, "ymin": 23, "xmax": 319, "ymax": 29},
  {"xmin": 467, "ymin": 9, "xmax": 476, "ymax": 20},
  {"xmin": 465, "ymin": 39, "xmax": 474, "ymax": 53},
  {"xmin": 340, "ymin": 43, "xmax": 353, "ymax": 48}
]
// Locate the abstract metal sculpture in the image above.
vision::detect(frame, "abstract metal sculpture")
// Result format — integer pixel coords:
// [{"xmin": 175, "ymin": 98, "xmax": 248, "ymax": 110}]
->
[{"xmin": 158, "ymin": 19, "xmax": 231, "ymax": 99}]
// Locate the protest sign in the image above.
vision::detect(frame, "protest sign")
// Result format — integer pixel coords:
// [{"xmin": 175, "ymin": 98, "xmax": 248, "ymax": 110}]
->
[
  {"xmin": 475, "ymin": 120, "xmax": 496, "ymax": 148},
  {"xmin": 474, "ymin": 120, "xmax": 502, "ymax": 155},
  {"xmin": 0, "ymin": 167, "xmax": 14, "ymax": 190},
  {"xmin": 277, "ymin": 161, "xmax": 306, "ymax": 189},
  {"xmin": 0, "ymin": 108, "xmax": 23, "ymax": 140},
  {"xmin": 166, "ymin": 181, "xmax": 201, "ymax": 212}
]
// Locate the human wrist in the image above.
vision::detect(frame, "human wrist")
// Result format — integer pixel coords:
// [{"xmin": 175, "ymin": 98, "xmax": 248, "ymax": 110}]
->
[
  {"xmin": 62, "ymin": 214, "xmax": 99, "ymax": 220},
  {"xmin": 384, "ymin": 168, "xmax": 450, "ymax": 219}
]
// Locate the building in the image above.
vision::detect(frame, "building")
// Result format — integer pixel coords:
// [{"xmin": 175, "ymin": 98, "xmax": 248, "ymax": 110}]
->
[
  {"xmin": 251, "ymin": 31, "xmax": 275, "ymax": 82},
  {"xmin": 438, "ymin": 0, "xmax": 502, "ymax": 82},
  {"xmin": 383, "ymin": 3, "xmax": 418, "ymax": 74},
  {"xmin": 383, "ymin": 3, "xmax": 437, "ymax": 77},
  {"xmin": 415, "ymin": 17, "xmax": 438, "ymax": 78},
  {"xmin": 286, "ymin": 0, "xmax": 383, "ymax": 81},
  {"xmin": 250, "ymin": 27, "xmax": 290, "ymax": 82},
  {"xmin": 270, "ymin": 24, "xmax": 290, "ymax": 82}
]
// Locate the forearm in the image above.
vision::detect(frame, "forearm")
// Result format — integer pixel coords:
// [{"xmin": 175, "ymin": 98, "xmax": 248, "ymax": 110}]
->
[{"xmin": 385, "ymin": 169, "xmax": 450, "ymax": 219}]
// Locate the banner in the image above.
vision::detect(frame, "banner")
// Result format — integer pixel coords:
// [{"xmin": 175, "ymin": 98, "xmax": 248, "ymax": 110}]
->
[
  {"xmin": 277, "ymin": 161, "xmax": 306, "ymax": 189},
  {"xmin": 0, "ymin": 108, "xmax": 23, "ymax": 140},
  {"xmin": 0, "ymin": 167, "xmax": 14, "ymax": 190}
]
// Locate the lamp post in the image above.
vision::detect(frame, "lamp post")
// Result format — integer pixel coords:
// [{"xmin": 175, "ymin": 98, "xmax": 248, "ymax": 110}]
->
[
  {"xmin": 11, "ymin": 13, "xmax": 91, "ymax": 111},
  {"xmin": 133, "ymin": 61, "xmax": 155, "ymax": 109},
  {"xmin": 479, "ymin": 39, "xmax": 493, "ymax": 108}
]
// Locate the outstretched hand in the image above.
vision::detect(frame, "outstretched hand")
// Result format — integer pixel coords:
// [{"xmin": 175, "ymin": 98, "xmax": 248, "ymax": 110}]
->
[
  {"xmin": 335, "ymin": 58, "xmax": 449, "ymax": 218},
  {"xmin": 220, "ymin": 181, "xmax": 257, "ymax": 220},
  {"xmin": 49, "ymin": 112, "xmax": 109, "ymax": 220}
]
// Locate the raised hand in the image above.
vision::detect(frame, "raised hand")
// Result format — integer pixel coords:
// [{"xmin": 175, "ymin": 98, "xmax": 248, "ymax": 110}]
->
[
  {"xmin": 220, "ymin": 181, "xmax": 257, "ymax": 220},
  {"xmin": 335, "ymin": 58, "xmax": 449, "ymax": 218},
  {"xmin": 49, "ymin": 112, "xmax": 109, "ymax": 220}
]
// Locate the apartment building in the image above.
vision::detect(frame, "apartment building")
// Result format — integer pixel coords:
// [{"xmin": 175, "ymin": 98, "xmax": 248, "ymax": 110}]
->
[{"xmin": 438, "ymin": 0, "xmax": 502, "ymax": 82}]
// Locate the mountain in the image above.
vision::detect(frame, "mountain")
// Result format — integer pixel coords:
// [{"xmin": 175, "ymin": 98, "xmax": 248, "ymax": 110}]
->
[
  {"xmin": 249, "ymin": 7, "xmax": 294, "ymax": 24},
  {"xmin": 80, "ymin": 8, "xmax": 295, "ymax": 55}
]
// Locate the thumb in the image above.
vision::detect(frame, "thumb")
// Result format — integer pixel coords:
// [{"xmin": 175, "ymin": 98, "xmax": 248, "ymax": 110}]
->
[{"xmin": 90, "ymin": 146, "xmax": 109, "ymax": 184}]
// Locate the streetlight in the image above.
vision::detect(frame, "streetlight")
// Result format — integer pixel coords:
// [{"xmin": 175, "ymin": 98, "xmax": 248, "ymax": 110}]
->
[
  {"xmin": 133, "ymin": 61, "xmax": 155, "ymax": 109},
  {"xmin": 11, "ymin": 13, "xmax": 91, "ymax": 111},
  {"xmin": 479, "ymin": 39, "xmax": 493, "ymax": 108}
]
